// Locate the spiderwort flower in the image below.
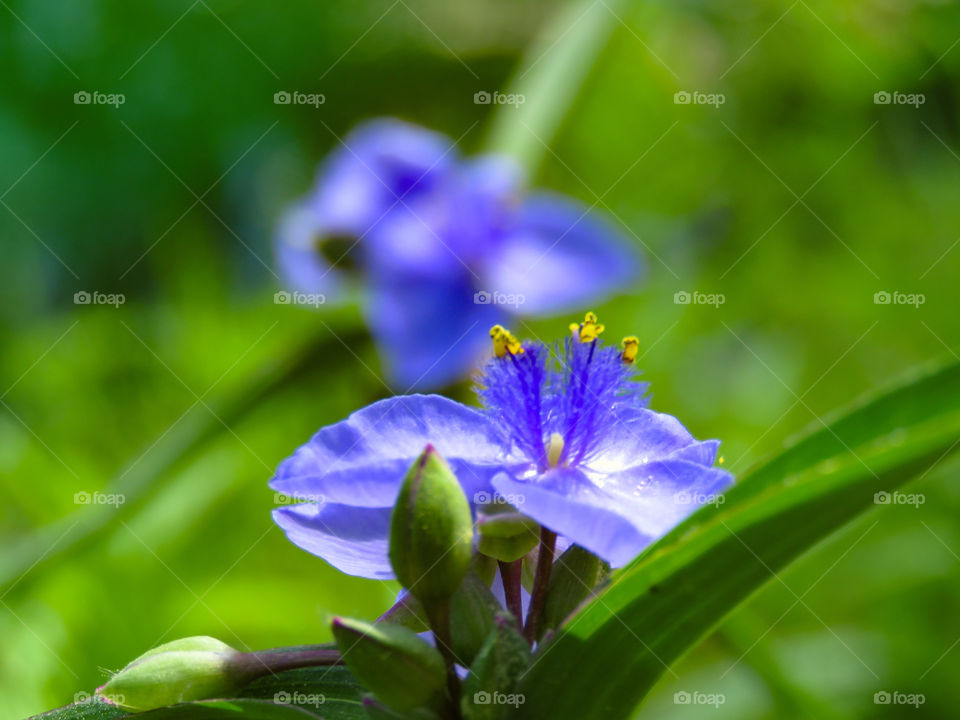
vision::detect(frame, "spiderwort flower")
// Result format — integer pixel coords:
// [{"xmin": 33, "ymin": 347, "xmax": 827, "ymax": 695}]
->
[
  {"xmin": 275, "ymin": 118, "xmax": 639, "ymax": 389},
  {"xmin": 270, "ymin": 313, "xmax": 732, "ymax": 577}
]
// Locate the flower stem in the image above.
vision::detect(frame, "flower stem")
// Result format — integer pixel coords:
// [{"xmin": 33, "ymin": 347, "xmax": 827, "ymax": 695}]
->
[
  {"xmin": 243, "ymin": 645, "xmax": 344, "ymax": 675},
  {"xmin": 523, "ymin": 528, "xmax": 557, "ymax": 643},
  {"xmin": 425, "ymin": 601, "xmax": 463, "ymax": 720},
  {"xmin": 499, "ymin": 559, "xmax": 524, "ymax": 628}
]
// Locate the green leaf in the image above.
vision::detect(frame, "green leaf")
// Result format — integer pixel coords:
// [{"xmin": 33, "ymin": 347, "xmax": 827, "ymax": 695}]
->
[
  {"xmin": 484, "ymin": 0, "xmax": 627, "ymax": 174},
  {"xmin": 1, "ymin": 321, "xmax": 369, "ymax": 595},
  {"xmin": 518, "ymin": 360, "xmax": 960, "ymax": 720},
  {"xmin": 28, "ymin": 667, "xmax": 366, "ymax": 720},
  {"xmin": 29, "ymin": 699, "xmax": 318, "ymax": 720},
  {"xmin": 139, "ymin": 699, "xmax": 323, "ymax": 719}
]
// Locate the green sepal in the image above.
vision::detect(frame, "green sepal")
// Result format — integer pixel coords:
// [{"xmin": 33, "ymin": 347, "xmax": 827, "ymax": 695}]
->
[
  {"xmin": 332, "ymin": 616, "xmax": 446, "ymax": 713},
  {"xmin": 377, "ymin": 592, "xmax": 430, "ymax": 633},
  {"xmin": 389, "ymin": 445, "xmax": 474, "ymax": 606},
  {"xmin": 461, "ymin": 613, "xmax": 532, "ymax": 720},
  {"xmin": 538, "ymin": 545, "xmax": 608, "ymax": 639},
  {"xmin": 363, "ymin": 696, "xmax": 444, "ymax": 719},
  {"xmin": 449, "ymin": 572, "xmax": 508, "ymax": 666},
  {"xmin": 379, "ymin": 572, "xmax": 510, "ymax": 668}
]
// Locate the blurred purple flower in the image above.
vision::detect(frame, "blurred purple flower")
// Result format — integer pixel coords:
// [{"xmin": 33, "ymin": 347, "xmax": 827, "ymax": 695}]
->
[
  {"xmin": 276, "ymin": 118, "xmax": 640, "ymax": 389},
  {"xmin": 270, "ymin": 315, "xmax": 732, "ymax": 577}
]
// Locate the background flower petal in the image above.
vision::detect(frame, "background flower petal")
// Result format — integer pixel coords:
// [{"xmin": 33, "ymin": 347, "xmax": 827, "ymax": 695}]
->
[
  {"xmin": 365, "ymin": 275, "xmax": 504, "ymax": 390},
  {"xmin": 309, "ymin": 118, "xmax": 456, "ymax": 238},
  {"xmin": 483, "ymin": 193, "xmax": 640, "ymax": 315},
  {"xmin": 274, "ymin": 203, "xmax": 344, "ymax": 296}
]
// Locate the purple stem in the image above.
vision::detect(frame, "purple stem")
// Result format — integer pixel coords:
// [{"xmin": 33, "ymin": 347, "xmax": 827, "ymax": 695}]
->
[
  {"xmin": 499, "ymin": 559, "xmax": 524, "ymax": 628},
  {"xmin": 523, "ymin": 528, "xmax": 557, "ymax": 643}
]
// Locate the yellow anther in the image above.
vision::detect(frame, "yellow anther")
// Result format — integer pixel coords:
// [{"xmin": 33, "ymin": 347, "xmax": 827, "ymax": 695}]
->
[
  {"xmin": 571, "ymin": 311, "xmax": 604, "ymax": 343},
  {"xmin": 546, "ymin": 432, "xmax": 565, "ymax": 467},
  {"xmin": 490, "ymin": 325, "xmax": 523, "ymax": 358},
  {"xmin": 621, "ymin": 336, "xmax": 639, "ymax": 364},
  {"xmin": 718, "ymin": 456, "xmax": 725, "ymax": 465}
]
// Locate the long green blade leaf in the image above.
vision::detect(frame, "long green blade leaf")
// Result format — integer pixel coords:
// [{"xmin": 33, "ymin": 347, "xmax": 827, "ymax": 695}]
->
[{"xmin": 28, "ymin": 668, "xmax": 365, "ymax": 720}]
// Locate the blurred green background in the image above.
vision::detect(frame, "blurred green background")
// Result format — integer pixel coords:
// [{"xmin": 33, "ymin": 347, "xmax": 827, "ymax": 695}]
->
[{"xmin": 2, "ymin": 0, "xmax": 960, "ymax": 717}]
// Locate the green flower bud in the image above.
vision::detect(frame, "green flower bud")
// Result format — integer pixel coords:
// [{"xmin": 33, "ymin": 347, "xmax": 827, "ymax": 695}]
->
[
  {"xmin": 476, "ymin": 510, "xmax": 540, "ymax": 562},
  {"xmin": 538, "ymin": 545, "xmax": 608, "ymax": 640},
  {"xmin": 96, "ymin": 636, "xmax": 254, "ymax": 711},
  {"xmin": 389, "ymin": 445, "xmax": 474, "ymax": 605},
  {"xmin": 332, "ymin": 616, "xmax": 446, "ymax": 712}
]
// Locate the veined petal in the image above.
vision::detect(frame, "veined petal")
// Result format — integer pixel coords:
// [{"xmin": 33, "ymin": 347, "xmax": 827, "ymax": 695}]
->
[
  {"xmin": 492, "ymin": 468, "xmax": 653, "ymax": 568},
  {"xmin": 272, "ymin": 503, "xmax": 394, "ymax": 579},
  {"xmin": 269, "ymin": 394, "xmax": 520, "ymax": 507},
  {"xmin": 484, "ymin": 194, "xmax": 640, "ymax": 315},
  {"xmin": 583, "ymin": 408, "xmax": 717, "ymax": 475},
  {"xmin": 594, "ymin": 459, "xmax": 733, "ymax": 540},
  {"xmin": 493, "ymin": 459, "xmax": 733, "ymax": 568}
]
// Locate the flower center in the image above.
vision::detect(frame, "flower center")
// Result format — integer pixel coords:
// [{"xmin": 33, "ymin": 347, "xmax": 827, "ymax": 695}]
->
[{"xmin": 546, "ymin": 432, "xmax": 565, "ymax": 468}]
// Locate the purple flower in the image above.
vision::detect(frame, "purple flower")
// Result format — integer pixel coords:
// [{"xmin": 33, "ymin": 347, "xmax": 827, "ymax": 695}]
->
[
  {"xmin": 270, "ymin": 315, "xmax": 733, "ymax": 576},
  {"xmin": 275, "ymin": 118, "xmax": 640, "ymax": 389}
]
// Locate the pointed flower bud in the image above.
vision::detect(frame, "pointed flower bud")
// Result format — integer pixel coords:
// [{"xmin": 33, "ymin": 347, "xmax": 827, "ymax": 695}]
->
[
  {"xmin": 96, "ymin": 637, "xmax": 254, "ymax": 711},
  {"xmin": 332, "ymin": 617, "xmax": 446, "ymax": 712},
  {"xmin": 389, "ymin": 445, "xmax": 474, "ymax": 605}
]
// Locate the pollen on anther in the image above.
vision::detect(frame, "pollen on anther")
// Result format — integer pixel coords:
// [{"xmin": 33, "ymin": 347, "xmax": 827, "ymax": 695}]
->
[
  {"xmin": 490, "ymin": 325, "xmax": 523, "ymax": 358},
  {"xmin": 621, "ymin": 336, "xmax": 639, "ymax": 364},
  {"xmin": 571, "ymin": 311, "xmax": 605, "ymax": 343}
]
